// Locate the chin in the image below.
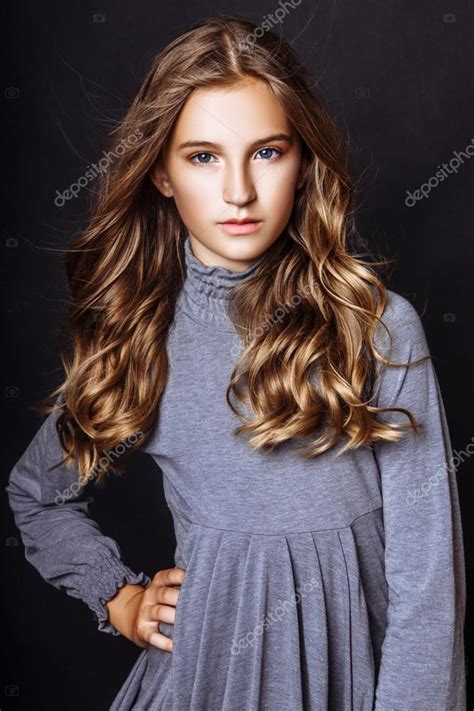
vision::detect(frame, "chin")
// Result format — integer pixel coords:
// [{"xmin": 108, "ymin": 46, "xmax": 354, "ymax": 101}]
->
[{"xmin": 219, "ymin": 239, "xmax": 267, "ymax": 258}]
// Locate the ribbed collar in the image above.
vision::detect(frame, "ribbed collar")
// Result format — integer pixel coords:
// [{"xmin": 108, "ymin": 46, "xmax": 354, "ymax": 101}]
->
[{"xmin": 177, "ymin": 235, "xmax": 266, "ymax": 331}]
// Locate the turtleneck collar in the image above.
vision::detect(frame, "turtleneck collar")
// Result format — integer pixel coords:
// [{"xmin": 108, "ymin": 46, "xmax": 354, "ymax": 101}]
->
[{"xmin": 177, "ymin": 235, "xmax": 266, "ymax": 331}]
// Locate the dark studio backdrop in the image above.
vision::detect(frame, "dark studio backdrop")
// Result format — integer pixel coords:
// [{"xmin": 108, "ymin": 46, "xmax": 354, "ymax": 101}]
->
[{"xmin": 1, "ymin": 1, "xmax": 473, "ymax": 709}]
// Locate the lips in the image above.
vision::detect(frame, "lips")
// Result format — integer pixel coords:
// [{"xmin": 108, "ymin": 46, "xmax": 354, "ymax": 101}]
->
[
  {"xmin": 218, "ymin": 220, "xmax": 262, "ymax": 235},
  {"xmin": 219, "ymin": 218, "xmax": 260, "ymax": 224}
]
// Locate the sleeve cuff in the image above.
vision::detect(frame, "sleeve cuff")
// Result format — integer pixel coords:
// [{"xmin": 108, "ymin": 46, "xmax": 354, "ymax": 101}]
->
[{"xmin": 81, "ymin": 553, "xmax": 152, "ymax": 636}]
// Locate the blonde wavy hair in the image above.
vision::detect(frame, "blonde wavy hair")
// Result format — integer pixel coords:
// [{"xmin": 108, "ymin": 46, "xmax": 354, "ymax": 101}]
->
[{"xmin": 38, "ymin": 15, "xmax": 429, "ymax": 487}]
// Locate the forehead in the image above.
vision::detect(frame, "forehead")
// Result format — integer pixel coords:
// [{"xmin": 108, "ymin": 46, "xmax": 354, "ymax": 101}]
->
[{"xmin": 168, "ymin": 78, "xmax": 293, "ymax": 147}]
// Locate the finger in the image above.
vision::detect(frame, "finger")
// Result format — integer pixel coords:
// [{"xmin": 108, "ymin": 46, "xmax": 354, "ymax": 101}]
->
[
  {"xmin": 144, "ymin": 580, "xmax": 180, "ymax": 608},
  {"xmin": 159, "ymin": 584, "xmax": 181, "ymax": 606},
  {"xmin": 163, "ymin": 566, "xmax": 187, "ymax": 586},
  {"xmin": 147, "ymin": 629, "xmax": 173, "ymax": 653},
  {"xmin": 148, "ymin": 568, "xmax": 186, "ymax": 604},
  {"xmin": 148, "ymin": 602, "xmax": 176, "ymax": 625}
]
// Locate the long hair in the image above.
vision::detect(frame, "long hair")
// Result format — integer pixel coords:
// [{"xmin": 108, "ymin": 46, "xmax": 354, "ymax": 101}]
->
[{"xmin": 38, "ymin": 15, "xmax": 428, "ymax": 486}]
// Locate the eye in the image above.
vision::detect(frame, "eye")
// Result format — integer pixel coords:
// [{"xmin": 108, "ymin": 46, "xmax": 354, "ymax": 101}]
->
[
  {"xmin": 256, "ymin": 147, "xmax": 282, "ymax": 161},
  {"xmin": 189, "ymin": 147, "xmax": 282, "ymax": 166},
  {"xmin": 190, "ymin": 152, "xmax": 216, "ymax": 165}
]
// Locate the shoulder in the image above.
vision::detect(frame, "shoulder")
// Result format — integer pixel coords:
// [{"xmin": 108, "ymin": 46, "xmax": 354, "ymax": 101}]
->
[{"xmin": 374, "ymin": 288, "xmax": 430, "ymax": 360}]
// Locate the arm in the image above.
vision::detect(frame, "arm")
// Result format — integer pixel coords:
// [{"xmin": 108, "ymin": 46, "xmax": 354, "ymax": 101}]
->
[
  {"xmin": 371, "ymin": 291, "xmax": 466, "ymax": 710},
  {"xmin": 5, "ymin": 404, "xmax": 152, "ymax": 636}
]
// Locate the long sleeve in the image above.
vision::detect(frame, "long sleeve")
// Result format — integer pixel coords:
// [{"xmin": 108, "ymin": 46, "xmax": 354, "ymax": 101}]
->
[
  {"xmin": 5, "ymin": 404, "xmax": 152, "ymax": 636},
  {"xmin": 371, "ymin": 291, "xmax": 466, "ymax": 709}
]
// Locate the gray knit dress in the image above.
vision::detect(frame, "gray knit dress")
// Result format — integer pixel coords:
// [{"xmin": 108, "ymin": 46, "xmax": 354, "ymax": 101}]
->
[{"xmin": 6, "ymin": 235, "xmax": 466, "ymax": 710}]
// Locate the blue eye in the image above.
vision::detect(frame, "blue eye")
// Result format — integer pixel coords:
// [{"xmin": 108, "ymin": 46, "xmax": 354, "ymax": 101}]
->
[
  {"xmin": 256, "ymin": 147, "xmax": 281, "ymax": 160},
  {"xmin": 191, "ymin": 152, "xmax": 215, "ymax": 165},
  {"xmin": 189, "ymin": 147, "xmax": 282, "ymax": 166}
]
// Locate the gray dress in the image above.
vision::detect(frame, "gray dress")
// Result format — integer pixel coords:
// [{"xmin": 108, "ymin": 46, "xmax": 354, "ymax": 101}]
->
[{"xmin": 6, "ymin": 235, "xmax": 466, "ymax": 710}]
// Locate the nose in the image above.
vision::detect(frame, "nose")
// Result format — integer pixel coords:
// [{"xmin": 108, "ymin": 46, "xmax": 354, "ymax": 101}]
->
[{"xmin": 222, "ymin": 160, "xmax": 257, "ymax": 207}]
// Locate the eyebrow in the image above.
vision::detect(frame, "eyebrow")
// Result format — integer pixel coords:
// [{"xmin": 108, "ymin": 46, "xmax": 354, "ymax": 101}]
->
[{"xmin": 176, "ymin": 133, "xmax": 293, "ymax": 152}]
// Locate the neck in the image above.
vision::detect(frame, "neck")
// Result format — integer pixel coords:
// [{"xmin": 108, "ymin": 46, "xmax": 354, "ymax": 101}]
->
[{"xmin": 177, "ymin": 235, "xmax": 265, "ymax": 331}]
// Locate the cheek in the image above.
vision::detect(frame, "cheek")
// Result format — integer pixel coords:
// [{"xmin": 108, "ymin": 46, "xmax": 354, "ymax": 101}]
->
[
  {"xmin": 172, "ymin": 173, "xmax": 216, "ymax": 225},
  {"xmin": 260, "ymin": 155, "xmax": 299, "ymax": 186},
  {"xmin": 260, "ymin": 166, "xmax": 299, "ymax": 209},
  {"xmin": 175, "ymin": 169, "xmax": 216, "ymax": 202}
]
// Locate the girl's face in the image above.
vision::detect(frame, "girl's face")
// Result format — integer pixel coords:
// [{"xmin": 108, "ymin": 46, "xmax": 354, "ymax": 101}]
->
[{"xmin": 151, "ymin": 78, "xmax": 307, "ymax": 271}]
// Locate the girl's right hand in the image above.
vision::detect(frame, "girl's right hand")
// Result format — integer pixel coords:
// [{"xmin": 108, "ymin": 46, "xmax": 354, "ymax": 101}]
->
[{"xmin": 124, "ymin": 566, "xmax": 187, "ymax": 652}]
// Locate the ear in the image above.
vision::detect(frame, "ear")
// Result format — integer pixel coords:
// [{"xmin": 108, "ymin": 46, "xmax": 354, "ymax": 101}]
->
[{"xmin": 149, "ymin": 158, "xmax": 174, "ymax": 198}]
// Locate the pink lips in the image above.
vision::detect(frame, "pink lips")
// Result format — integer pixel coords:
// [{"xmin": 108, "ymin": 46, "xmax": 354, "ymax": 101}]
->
[{"xmin": 218, "ymin": 221, "xmax": 262, "ymax": 235}]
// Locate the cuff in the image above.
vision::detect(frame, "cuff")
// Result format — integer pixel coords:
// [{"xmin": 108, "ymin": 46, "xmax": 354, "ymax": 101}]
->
[{"xmin": 81, "ymin": 553, "xmax": 152, "ymax": 636}]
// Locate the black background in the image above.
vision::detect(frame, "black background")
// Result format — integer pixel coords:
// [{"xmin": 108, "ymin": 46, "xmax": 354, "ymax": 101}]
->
[{"xmin": 2, "ymin": 1, "xmax": 473, "ymax": 708}]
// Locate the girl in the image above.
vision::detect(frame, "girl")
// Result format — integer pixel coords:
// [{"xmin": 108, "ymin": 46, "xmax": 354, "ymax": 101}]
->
[{"xmin": 6, "ymin": 16, "xmax": 466, "ymax": 711}]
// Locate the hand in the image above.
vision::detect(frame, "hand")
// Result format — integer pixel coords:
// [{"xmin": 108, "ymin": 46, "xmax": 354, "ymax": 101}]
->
[{"xmin": 124, "ymin": 567, "xmax": 187, "ymax": 652}]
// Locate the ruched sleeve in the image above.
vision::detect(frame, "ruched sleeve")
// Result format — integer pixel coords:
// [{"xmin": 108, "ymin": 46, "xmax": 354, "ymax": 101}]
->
[
  {"xmin": 5, "ymin": 404, "xmax": 152, "ymax": 636},
  {"xmin": 371, "ymin": 291, "xmax": 466, "ymax": 709}
]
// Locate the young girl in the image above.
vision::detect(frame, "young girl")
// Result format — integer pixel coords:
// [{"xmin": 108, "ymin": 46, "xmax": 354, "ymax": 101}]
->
[{"xmin": 6, "ymin": 16, "xmax": 466, "ymax": 711}]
